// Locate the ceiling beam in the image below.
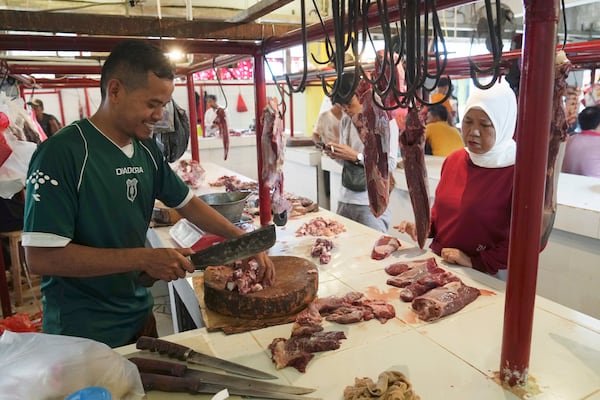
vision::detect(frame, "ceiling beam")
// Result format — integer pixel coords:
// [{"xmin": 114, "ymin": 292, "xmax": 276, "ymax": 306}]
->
[
  {"xmin": 0, "ymin": 10, "xmax": 296, "ymax": 40},
  {"xmin": 225, "ymin": 0, "xmax": 295, "ymax": 24},
  {"xmin": 0, "ymin": 34, "xmax": 259, "ymax": 55}
]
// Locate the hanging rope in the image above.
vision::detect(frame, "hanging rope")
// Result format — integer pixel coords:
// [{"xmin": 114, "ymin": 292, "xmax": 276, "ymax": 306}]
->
[
  {"xmin": 468, "ymin": 0, "xmax": 503, "ymax": 89},
  {"xmin": 212, "ymin": 57, "xmax": 229, "ymax": 109},
  {"xmin": 285, "ymin": 0, "xmax": 308, "ymax": 93}
]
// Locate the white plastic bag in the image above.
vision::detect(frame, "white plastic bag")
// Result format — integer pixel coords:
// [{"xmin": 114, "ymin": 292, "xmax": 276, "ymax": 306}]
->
[
  {"xmin": 0, "ymin": 131, "xmax": 37, "ymax": 198},
  {"xmin": 0, "ymin": 331, "xmax": 145, "ymax": 400}
]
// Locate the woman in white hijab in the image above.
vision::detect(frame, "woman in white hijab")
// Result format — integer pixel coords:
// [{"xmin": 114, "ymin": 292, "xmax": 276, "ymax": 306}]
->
[{"xmin": 395, "ymin": 82, "xmax": 517, "ymax": 276}]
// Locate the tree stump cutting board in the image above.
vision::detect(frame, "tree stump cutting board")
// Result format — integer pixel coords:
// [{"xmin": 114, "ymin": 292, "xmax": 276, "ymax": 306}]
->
[{"xmin": 203, "ymin": 256, "xmax": 319, "ymax": 319}]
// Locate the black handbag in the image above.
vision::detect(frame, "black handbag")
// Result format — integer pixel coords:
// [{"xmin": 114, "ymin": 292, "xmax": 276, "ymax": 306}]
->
[{"xmin": 341, "ymin": 160, "xmax": 367, "ymax": 191}]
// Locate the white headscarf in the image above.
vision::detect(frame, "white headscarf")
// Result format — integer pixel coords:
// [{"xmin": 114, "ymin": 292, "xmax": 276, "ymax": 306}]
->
[{"xmin": 463, "ymin": 82, "xmax": 517, "ymax": 168}]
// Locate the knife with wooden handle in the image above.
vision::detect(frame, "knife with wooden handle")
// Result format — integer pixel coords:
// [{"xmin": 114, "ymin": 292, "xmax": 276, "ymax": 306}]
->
[
  {"xmin": 130, "ymin": 357, "xmax": 316, "ymax": 395},
  {"xmin": 136, "ymin": 336, "xmax": 277, "ymax": 380},
  {"xmin": 140, "ymin": 373, "xmax": 322, "ymax": 400}
]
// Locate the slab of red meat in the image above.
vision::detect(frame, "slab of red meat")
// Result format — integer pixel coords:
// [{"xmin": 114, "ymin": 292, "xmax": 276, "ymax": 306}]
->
[
  {"xmin": 411, "ymin": 281, "xmax": 480, "ymax": 322},
  {"xmin": 270, "ymin": 291, "xmax": 395, "ymax": 372},
  {"xmin": 269, "ymin": 331, "xmax": 346, "ymax": 372},
  {"xmin": 384, "ymin": 257, "xmax": 437, "ymax": 276},
  {"xmin": 399, "ymin": 271, "xmax": 460, "ymax": 302},
  {"xmin": 351, "ymin": 89, "xmax": 391, "ymax": 217},
  {"xmin": 215, "ymin": 107, "xmax": 229, "ymax": 160},
  {"xmin": 371, "ymin": 235, "xmax": 401, "ymax": 260},
  {"xmin": 269, "ymin": 338, "xmax": 314, "ymax": 372},
  {"xmin": 399, "ymin": 108, "xmax": 430, "ymax": 248},
  {"xmin": 541, "ymin": 53, "xmax": 571, "ymax": 248},
  {"xmin": 386, "ymin": 258, "xmax": 441, "ymax": 288}
]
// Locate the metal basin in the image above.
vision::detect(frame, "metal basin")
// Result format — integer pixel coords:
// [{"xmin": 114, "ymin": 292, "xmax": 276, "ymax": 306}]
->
[{"xmin": 198, "ymin": 191, "xmax": 251, "ymax": 223}]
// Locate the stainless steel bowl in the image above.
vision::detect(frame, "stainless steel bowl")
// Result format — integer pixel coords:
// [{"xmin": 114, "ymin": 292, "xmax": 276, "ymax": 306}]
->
[{"xmin": 198, "ymin": 191, "xmax": 251, "ymax": 222}]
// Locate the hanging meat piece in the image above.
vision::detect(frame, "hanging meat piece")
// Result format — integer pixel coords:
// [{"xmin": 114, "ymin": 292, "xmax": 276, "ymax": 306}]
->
[
  {"xmin": 260, "ymin": 98, "xmax": 291, "ymax": 223},
  {"xmin": 215, "ymin": 107, "xmax": 229, "ymax": 160},
  {"xmin": 411, "ymin": 281, "xmax": 480, "ymax": 322},
  {"xmin": 351, "ymin": 89, "xmax": 391, "ymax": 217},
  {"xmin": 399, "ymin": 108, "xmax": 430, "ymax": 248},
  {"xmin": 541, "ymin": 51, "xmax": 571, "ymax": 248}
]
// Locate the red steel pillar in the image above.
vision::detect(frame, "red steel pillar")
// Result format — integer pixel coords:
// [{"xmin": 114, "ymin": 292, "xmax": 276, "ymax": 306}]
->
[
  {"xmin": 186, "ymin": 73, "xmax": 199, "ymax": 162},
  {"xmin": 254, "ymin": 52, "xmax": 272, "ymax": 227},
  {"xmin": 500, "ymin": 0, "xmax": 560, "ymax": 387}
]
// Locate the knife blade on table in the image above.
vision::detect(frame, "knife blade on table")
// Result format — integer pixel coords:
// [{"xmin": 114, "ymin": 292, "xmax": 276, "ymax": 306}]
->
[
  {"xmin": 140, "ymin": 373, "xmax": 322, "ymax": 400},
  {"xmin": 136, "ymin": 336, "xmax": 277, "ymax": 380},
  {"xmin": 129, "ymin": 357, "xmax": 316, "ymax": 395},
  {"xmin": 139, "ymin": 224, "xmax": 277, "ymax": 287}
]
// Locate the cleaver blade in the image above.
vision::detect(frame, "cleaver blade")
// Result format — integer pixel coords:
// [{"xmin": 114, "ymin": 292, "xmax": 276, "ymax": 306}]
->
[
  {"xmin": 190, "ymin": 223, "xmax": 276, "ymax": 269},
  {"xmin": 139, "ymin": 224, "xmax": 276, "ymax": 287}
]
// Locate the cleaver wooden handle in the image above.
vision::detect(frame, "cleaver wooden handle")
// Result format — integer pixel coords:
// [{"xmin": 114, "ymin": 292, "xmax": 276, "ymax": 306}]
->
[
  {"xmin": 129, "ymin": 357, "xmax": 187, "ymax": 377},
  {"xmin": 140, "ymin": 372, "xmax": 201, "ymax": 393},
  {"xmin": 136, "ymin": 336, "xmax": 190, "ymax": 361}
]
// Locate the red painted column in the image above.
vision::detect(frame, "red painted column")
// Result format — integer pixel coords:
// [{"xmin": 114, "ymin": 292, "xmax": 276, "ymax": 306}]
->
[
  {"xmin": 84, "ymin": 88, "xmax": 92, "ymax": 118},
  {"xmin": 500, "ymin": 0, "xmax": 559, "ymax": 387},
  {"xmin": 288, "ymin": 85, "xmax": 294, "ymax": 137},
  {"xmin": 254, "ymin": 52, "xmax": 272, "ymax": 227},
  {"xmin": 186, "ymin": 73, "xmax": 199, "ymax": 162}
]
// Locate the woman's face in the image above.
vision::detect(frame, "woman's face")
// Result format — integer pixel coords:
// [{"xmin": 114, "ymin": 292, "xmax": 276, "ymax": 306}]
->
[
  {"xmin": 461, "ymin": 108, "xmax": 496, "ymax": 154},
  {"xmin": 341, "ymin": 95, "xmax": 362, "ymax": 116}
]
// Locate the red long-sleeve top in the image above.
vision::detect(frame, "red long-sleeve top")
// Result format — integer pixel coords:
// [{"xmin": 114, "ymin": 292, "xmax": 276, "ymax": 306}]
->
[{"xmin": 429, "ymin": 149, "xmax": 514, "ymax": 275}]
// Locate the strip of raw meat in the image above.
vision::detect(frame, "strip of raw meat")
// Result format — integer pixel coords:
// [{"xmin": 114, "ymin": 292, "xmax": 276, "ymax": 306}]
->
[
  {"xmin": 371, "ymin": 235, "xmax": 402, "ymax": 260},
  {"xmin": 260, "ymin": 98, "xmax": 291, "ymax": 220},
  {"xmin": 268, "ymin": 338, "xmax": 314, "ymax": 372},
  {"xmin": 399, "ymin": 271, "xmax": 460, "ymax": 302},
  {"xmin": 215, "ymin": 107, "xmax": 229, "ymax": 160},
  {"xmin": 351, "ymin": 89, "xmax": 391, "ymax": 217},
  {"xmin": 385, "ymin": 257, "xmax": 437, "ymax": 276},
  {"xmin": 541, "ymin": 51, "xmax": 571, "ymax": 248},
  {"xmin": 269, "ymin": 332, "xmax": 346, "ymax": 372},
  {"xmin": 399, "ymin": 107, "xmax": 430, "ymax": 248},
  {"xmin": 411, "ymin": 281, "xmax": 480, "ymax": 322},
  {"xmin": 386, "ymin": 258, "xmax": 443, "ymax": 288},
  {"xmin": 355, "ymin": 299, "xmax": 396, "ymax": 323}
]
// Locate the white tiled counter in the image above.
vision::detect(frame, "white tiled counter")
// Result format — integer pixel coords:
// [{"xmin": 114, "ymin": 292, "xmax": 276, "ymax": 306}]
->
[{"xmin": 129, "ymin": 163, "xmax": 600, "ymax": 400}]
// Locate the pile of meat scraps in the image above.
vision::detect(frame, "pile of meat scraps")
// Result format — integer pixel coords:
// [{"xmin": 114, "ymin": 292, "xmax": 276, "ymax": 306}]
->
[
  {"xmin": 295, "ymin": 217, "xmax": 346, "ymax": 237},
  {"xmin": 343, "ymin": 371, "xmax": 420, "ymax": 400},
  {"xmin": 173, "ymin": 159, "xmax": 205, "ymax": 189},
  {"xmin": 269, "ymin": 292, "xmax": 395, "ymax": 372},
  {"xmin": 385, "ymin": 258, "xmax": 480, "ymax": 321},
  {"xmin": 223, "ymin": 259, "xmax": 264, "ymax": 295},
  {"xmin": 310, "ymin": 238, "xmax": 334, "ymax": 264}
]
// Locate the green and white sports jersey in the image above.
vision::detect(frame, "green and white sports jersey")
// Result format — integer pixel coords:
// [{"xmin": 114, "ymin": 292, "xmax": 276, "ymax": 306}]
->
[{"xmin": 23, "ymin": 119, "xmax": 191, "ymax": 347}]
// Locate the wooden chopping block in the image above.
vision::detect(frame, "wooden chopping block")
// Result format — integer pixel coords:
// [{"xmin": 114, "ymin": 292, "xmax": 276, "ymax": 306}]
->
[{"xmin": 203, "ymin": 256, "xmax": 318, "ymax": 319}]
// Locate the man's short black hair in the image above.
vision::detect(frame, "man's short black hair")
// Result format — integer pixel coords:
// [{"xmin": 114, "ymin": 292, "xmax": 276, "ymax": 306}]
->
[
  {"xmin": 438, "ymin": 77, "xmax": 450, "ymax": 87},
  {"xmin": 331, "ymin": 72, "xmax": 358, "ymax": 105},
  {"xmin": 100, "ymin": 39, "xmax": 175, "ymax": 100},
  {"xmin": 427, "ymin": 104, "xmax": 448, "ymax": 122},
  {"xmin": 206, "ymin": 94, "xmax": 217, "ymax": 102},
  {"xmin": 578, "ymin": 106, "xmax": 600, "ymax": 131}
]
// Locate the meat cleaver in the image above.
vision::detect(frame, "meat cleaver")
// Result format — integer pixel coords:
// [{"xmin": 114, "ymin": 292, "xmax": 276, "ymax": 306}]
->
[{"xmin": 139, "ymin": 224, "xmax": 276, "ymax": 287}]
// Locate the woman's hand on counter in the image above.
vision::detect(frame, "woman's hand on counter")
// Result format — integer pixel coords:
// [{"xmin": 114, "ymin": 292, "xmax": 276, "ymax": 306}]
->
[
  {"xmin": 441, "ymin": 248, "xmax": 473, "ymax": 268},
  {"xmin": 393, "ymin": 221, "xmax": 418, "ymax": 242}
]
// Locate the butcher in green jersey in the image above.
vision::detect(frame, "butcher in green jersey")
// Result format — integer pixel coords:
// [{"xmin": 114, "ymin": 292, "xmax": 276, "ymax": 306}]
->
[{"xmin": 22, "ymin": 40, "xmax": 274, "ymax": 348}]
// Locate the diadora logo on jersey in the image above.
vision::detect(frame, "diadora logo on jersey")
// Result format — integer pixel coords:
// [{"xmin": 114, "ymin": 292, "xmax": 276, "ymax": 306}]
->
[
  {"xmin": 115, "ymin": 166, "xmax": 144, "ymax": 175},
  {"xmin": 126, "ymin": 178, "xmax": 138, "ymax": 202},
  {"xmin": 26, "ymin": 170, "xmax": 59, "ymax": 201}
]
